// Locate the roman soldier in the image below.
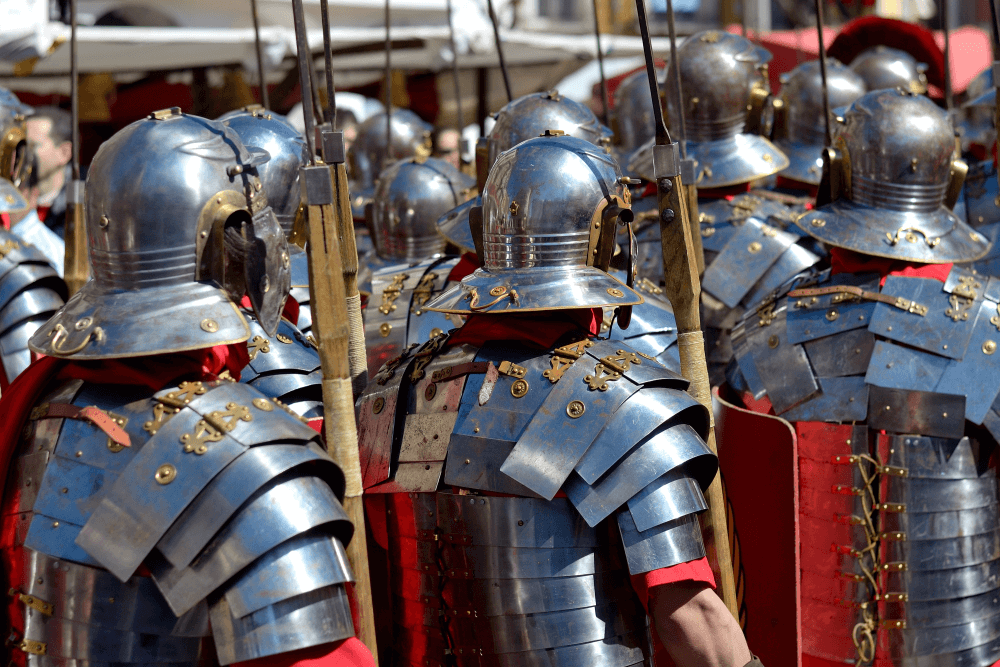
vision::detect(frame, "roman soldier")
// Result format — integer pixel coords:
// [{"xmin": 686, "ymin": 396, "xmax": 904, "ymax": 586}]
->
[
  {"xmin": 0, "ymin": 88, "xmax": 66, "ymax": 389},
  {"xmin": 629, "ymin": 31, "xmax": 821, "ymax": 382},
  {"xmin": 438, "ymin": 90, "xmax": 614, "ymax": 253},
  {"xmin": 358, "ymin": 133, "xmax": 756, "ymax": 667},
  {"xmin": 724, "ymin": 89, "xmax": 1000, "ymax": 667},
  {"xmin": 0, "ymin": 109, "xmax": 374, "ymax": 667},
  {"xmin": 220, "ymin": 108, "xmax": 324, "ymax": 421},
  {"xmin": 847, "ymin": 46, "xmax": 930, "ymax": 95},
  {"xmin": 362, "ymin": 155, "xmax": 475, "ymax": 376}
]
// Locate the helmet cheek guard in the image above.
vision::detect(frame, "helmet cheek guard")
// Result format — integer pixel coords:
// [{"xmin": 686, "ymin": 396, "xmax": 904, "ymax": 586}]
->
[
  {"xmin": 243, "ymin": 206, "xmax": 291, "ymax": 336},
  {"xmin": 1, "ymin": 116, "xmax": 28, "ymax": 188}
]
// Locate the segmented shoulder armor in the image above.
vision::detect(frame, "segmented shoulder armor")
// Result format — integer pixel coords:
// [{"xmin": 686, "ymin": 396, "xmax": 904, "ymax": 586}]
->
[
  {"xmin": 240, "ymin": 310, "xmax": 322, "ymax": 420},
  {"xmin": 5, "ymin": 378, "xmax": 355, "ymax": 666},
  {"xmin": 0, "ymin": 229, "xmax": 66, "ymax": 384}
]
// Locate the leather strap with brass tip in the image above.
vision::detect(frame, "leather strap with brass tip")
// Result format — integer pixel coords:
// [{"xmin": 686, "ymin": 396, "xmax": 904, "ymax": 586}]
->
[
  {"xmin": 787, "ymin": 285, "xmax": 928, "ymax": 316},
  {"xmin": 30, "ymin": 403, "xmax": 131, "ymax": 448}
]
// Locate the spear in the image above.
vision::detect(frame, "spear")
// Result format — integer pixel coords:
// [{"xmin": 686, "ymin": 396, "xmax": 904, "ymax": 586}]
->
[
  {"xmin": 445, "ymin": 0, "xmax": 468, "ymax": 168},
  {"xmin": 250, "ymin": 0, "xmax": 270, "ymax": 109},
  {"xmin": 317, "ymin": 0, "xmax": 367, "ymax": 400},
  {"xmin": 63, "ymin": 0, "xmax": 88, "ymax": 295},
  {"xmin": 384, "ymin": 0, "xmax": 392, "ymax": 165},
  {"xmin": 634, "ymin": 0, "xmax": 739, "ymax": 618},
  {"xmin": 591, "ymin": 0, "xmax": 610, "ymax": 126},
  {"xmin": 289, "ymin": 0, "xmax": 379, "ymax": 660},
  {"xmin": 485, "ymin": 0, "xmax": 513, "ymax": 102},
  {"xmin": 941, "ymin": 0, "xmax": 952, "ymax": 113}
]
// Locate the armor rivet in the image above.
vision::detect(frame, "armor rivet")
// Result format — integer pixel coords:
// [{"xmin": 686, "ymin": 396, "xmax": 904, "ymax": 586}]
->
[
  {"xmin": 887, "ymin": 326, "xmax": 893, "ymax": 332},
  {"xmin": 75, "ymin": 317, "xmax": 93, "ymax": 331},
  {"xmin": 849, "ymin": 397, "xmax": 854, "ymax": 402},
  {"xmin": 75, "ymin": 451, "xmax": 82, "ymax": 457},
  {"xmin": 566, "ymin": 400, "xmax": 586, "ymax": 418},
  {"xmin": 768, "ymin": 335, "xmax": 779, "ymax": 349},
  {"xmin": 858, "ymin": 315, "xmax": 864, "ymax": 321},
  {"xmin": 260, "ymin": 275, "xmax": 269, "ymax": 293},
  {"xmin": 98, "ymin": 215, "xmax": 109, "ymax": 228},
  {"xmin": 252, "ymin": 398, "xmax": 274, "ymax": 411},
  {"xmin": 281, "ymin": 252, "xmax": 290, "ymax": 269},
  {"xmin": 762, "ymin": 154, "xmax": 772, "ymax": 163},
  {"xmin": 61, "ymin": 488, "xmax": 67, "ymax": 494},
  {"xmin": 36, "ymin": 578, "xmax": 42, "ymax": 584},
  {"xmin": 465, "ymin": 459, "xmax": 471, "ymax": 464},
  {"xmin": 885, "ymin": 405, "xmax": 891, "ymax": 411},
  {"xmin": 200, "ymin": 319, "xmax": 219, "ymax": 333},
  {"xmin": 372, "ymin": 397, "xmax": 385, "ymax": 414},
  {"xmin": 51, "ymin": 522, "xmax": 58, "ymax": 528},
  {"xmin": 511, "ymin": 379, "xmax": 529, "ymax": 398},
  {"xmin": 943, "ymin": 412, "xmax": 948, "ymax": 418},
  {"xmin": 379, "ymin": 322, "xmax": 392, "ymax": 338},
  {"xmin": 607, "ymin": 288, "xmax": 625, "ymax": 298},
  {"xmin": 425, "ymin": 383, "xmax": 437, "ymax": 401},
  {"xmin": 490, "ymin": 286, "xmax": 507, "ymax": 297},
  {"xmin": 825, "ymin": 309, "xmax": 839, "ymax": 322},
  {"xmin": 155, "ymin": 464, "xmax": 177, "ymax": 485},
  {"xmin": 217, "ymin": 197, "xmax": 223, "ymax": 204},
  {"xmin": 984, "ymin": 340, "xmax": 997, "ymax": 355},
  {"xmin": 747, "ymin": 242, "xmax": 762, "ymax": 254},
  {"xmin": 811, "ymin": 218, "xmax": 825, "ymax": 228},
  {"xmin": 473, "ymin": 427, "xmax": 480, "ymax": 433},
  {"xmin": 429, "ymin": 328, "xmax": 443, "ymax": 339}
]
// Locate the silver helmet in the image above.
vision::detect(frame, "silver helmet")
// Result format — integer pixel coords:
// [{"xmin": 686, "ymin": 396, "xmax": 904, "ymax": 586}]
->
[
  {"xmin": 29, "ymin": 108, "xmax": 292, "ymax": 359},
  {"xmin": 0, "ymin": 87, "xmax": 31, "ymax": 212},
  {"xmin": 438, "ymin": 91, "xmax": 613, "ymax": 254},
  {"xmin": 849, "ymin": 46, "xmax": 928, "ymax": 95},
  {"xmin": 217, "ymin": 104, "xmax": 297, "ymax": 131},
  {"xmin": 488, "ymin": 90, "xmax": 613, "ymax": 167},
  {"xmin": 628, "ymin": 30, "xmax": 788, "ymax": 187},
  {"xmin": 425, "ymin": 134, "xmax": 641, "ymax": 314},
  {"xmin": 348, "ymin": 109, "xmax": 433, "ymax": 204},
  {"xmin": 773, "ymin": 59, "xmax": 866, "ymax": 185},
  {"xmin": 367, "ymin": 156, "xmax": 475, "ymax": 262},
  {"xmin": 610, "ymin": 71, "xmax": 656, "ymax": 158},
  {"xmin": 222, "ymin": 108, "xmax": 309, "ymax": 235},
  {"xmin": 798, "ymin": 89, "xmax": 987, "ymax": 263}
]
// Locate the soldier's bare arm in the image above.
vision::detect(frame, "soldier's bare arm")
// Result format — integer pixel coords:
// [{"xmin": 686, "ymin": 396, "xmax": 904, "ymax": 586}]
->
[{"xmin": 650, "ymin": 581, "xmax": 753, "ymax": 667}]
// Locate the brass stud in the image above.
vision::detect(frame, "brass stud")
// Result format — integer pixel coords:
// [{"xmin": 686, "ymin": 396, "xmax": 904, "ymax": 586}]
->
[
  {"xmin": 762, "ymin": 153, "xmax": 772, "ymax": 163},
  {"xmin": 473, "ymin": 427, "xmax": 480, "ymax": 433},
  {"xmin": 768, "ymin": 335, "xmax": 780, "ymax": 349},
  {"xmin": 75, "ymin": 317, "xmax": 93, "ymax": 331},
  {"xmin": 200, "ymin": 319, "xmax": 219, "ymax": 333},
  {"xmin": 372, "ymin": 396, "xmax": 385, "ymax": 415},
  {"xmin": 490, "ymin": 286, "xmax": 507, "ymax": 297},
  {"xmin": 566, "ymin": 400, "xmax": 586, "ymax": 418},
  {"xmin": 747, "ymin": 241, "xmax": 763, "ymax": 254},
  {"xmin": 984, "ymin": 340, "xmax": 997, "ymax": 355},
  {"xmin": 429, "ymin": 327, "xmax": 443, "ymax": 339},
  {"xmin": 811, "ymin": 218, "xmax": 826, "ymax": 228},
  {"xmin": 155, "ymin": 464, "xmax": 177, "ymax": 485},
  {"xmin": 52, "ymin": 521, "xmax": 59, "ymax": 528},
  {"xmin": 252, "ymin": 397, "xmax": 274, "ymax": 411},
  {"xmin": 511, "ymin": 379, "xmax": 529, "ymax": 398},
  {"xmin": 98, "ymin": 215, "xmax": 109, "ymax": 229},
  {"xmin": 379, "ymin": 322, "xmax": 392, "ymax": 338},
  {"xmin": 826, "ymin": 309, "xmax": 839, "ymax": 322},
  {"xmin": 425, "ymin": 383, "xmax": 438, "ymax": 401},
  {"xmin": 607, "ymin": 288, "xmax": 625, "ymax": 298}
]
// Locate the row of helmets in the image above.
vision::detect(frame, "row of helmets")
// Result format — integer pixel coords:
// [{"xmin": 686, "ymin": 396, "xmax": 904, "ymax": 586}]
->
[{"xmin": 11, "ymin": 27, "xmax": 991, "ymax": 368}]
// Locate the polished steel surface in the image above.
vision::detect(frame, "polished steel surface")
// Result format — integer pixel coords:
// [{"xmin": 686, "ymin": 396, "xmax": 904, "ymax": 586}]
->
[
  {"xmin": 850, "ymin": 45, "xmax": 929, "ymax": 94},
  {"xmin": 487, "ymin": 90, "xmax": 613, "ymax": 166},
  {"xmin": 223, "ymin": 110, "xmax": 309, "ymax": 234},
  {"xmin": 774, "ymin": 59, "xmax": 866, "ymax": 185},
  {"xmin": 367, "ymin": 157, "xmax": 474, "ymax": 261},
  {"xmin": 151, "ymin": 474, "xmax": 350, "ymax": 616},
  {"xmin": 26, "ymin": 111, "xmax": 298, "ymax": 358},
  {"xmin": 628, "ymin": 132, "xmax": 789, "ymax": 188},
  {"xmin": 348, "ymin": 109, "xmax": 433, "ymax": 192},
  {"xmin": 425, "ymin": 135, "xmax": 643, "ymax": 314},
  {"xmin": 797, "ymin": 90, "xmax": 988, "ymax": 263},
  {"xmin": 240, "ymin": 312, "xmax": 322, "ymax": 417},
  {"xmin": 617, "ymin": 510, "xmax": 706, "ymax": 574},
  {"xmin": 436, "ymin": 194, "xmax": 480, "ymax": 253},
  {"xmin": 210, "ymin": 584, "xmax": 354, "ymax": 665}
]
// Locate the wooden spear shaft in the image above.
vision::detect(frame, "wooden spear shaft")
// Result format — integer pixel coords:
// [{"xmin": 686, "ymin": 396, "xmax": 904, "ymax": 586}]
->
[
  {"xmin": 290, "ymin": 0, "xmax": 378, "ymax": 658},
  {"xmin": 64, "ymin": 0, "xmax": 88, "ymax": 295},
  {"xmin": 633, "ymin": 0, "xmax": 738, "ymax": 617}
]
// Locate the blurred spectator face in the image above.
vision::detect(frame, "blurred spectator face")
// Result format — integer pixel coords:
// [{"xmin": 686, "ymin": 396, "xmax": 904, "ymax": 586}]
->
[
  {"xmin": 435, "ymin": 128, "xmax": 460, "ymax": 169},
  {"xmin": 27, "ymin": 117, "xmax": 72, "ymax": 182}
]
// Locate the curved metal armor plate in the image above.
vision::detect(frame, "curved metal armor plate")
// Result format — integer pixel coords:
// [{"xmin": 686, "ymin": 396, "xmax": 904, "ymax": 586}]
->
[
  {"xmin": 348, "ymin": 109, "xmax": 434, "ymax": 216},
  {"xmin": 5, "ymin": 378, "xmax": 357, "ymax": 666},
  {"xmin": 958, "ymin": 159, "xmax": 1000, "ymax": 278},
  {"xmin": 605, "ymin": 278, "xmax": 681, "ymax": 373},
  {"xmin": 0, "ymin": 228, "xmax": 67, "ymax": 384},
  {"xmin": 634, "ymin": 191, "xmax": 819, "ymax": 384},
  {"xmin": 726, "ymin": 265, "xmax": 1000, "ymax": 667},
  {"xmin": 357, "ymin": 332, "xmax": 716, "ymax": 667},
  {"xmin": 363, "ymin": 256, "xmax": 464, "ymax": 377},
  {"xmin": 960, "ymin": 67, "xmax": 996, "ymax": 156},
  {"xmin": 849, "ymin": 45, "xmax": 929, "ymax": 94},
  {"xmin": 239, "ymin": 310, "xmax": 323, "ymax": 419}
]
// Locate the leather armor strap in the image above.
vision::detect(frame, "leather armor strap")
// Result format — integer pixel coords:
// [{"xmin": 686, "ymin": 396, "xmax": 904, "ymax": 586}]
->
[
  {"xmin": 29, "ymin": 403, "xmax": 131, "ymax": 448},
  {"xmin": 787, "ymin": 285, "xmax": 928, "ymax": 316}
]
